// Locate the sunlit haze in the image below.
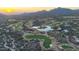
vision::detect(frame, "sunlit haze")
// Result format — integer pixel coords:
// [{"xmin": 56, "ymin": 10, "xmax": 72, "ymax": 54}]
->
[{"xmin": 0, "ymin": 7, "xmax": 53, "ymax": 13}]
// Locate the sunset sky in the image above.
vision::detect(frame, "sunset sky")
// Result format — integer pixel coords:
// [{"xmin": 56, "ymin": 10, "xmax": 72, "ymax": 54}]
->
[
  {"xmin": 0, "ymin": 7, "xmax": 53, "ymax": 13},
  {"xmin": 0, "ymin": 0, "xmax": 79, "ymax": 14}
]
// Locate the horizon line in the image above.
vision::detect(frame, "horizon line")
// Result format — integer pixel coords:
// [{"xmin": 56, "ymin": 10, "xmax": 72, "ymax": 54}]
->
[{"xmin": 0, "ymin": 7, "xmax": 79, "ymax": 15}]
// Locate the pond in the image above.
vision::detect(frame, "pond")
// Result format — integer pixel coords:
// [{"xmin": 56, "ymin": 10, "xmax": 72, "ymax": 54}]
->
[{"xmin": 32, "ymin": 26, "xmax": 54, "ymax": 32}]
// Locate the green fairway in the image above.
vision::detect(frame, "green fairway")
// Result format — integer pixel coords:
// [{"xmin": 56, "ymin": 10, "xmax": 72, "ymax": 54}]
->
[
  {"xmin": 61, "ymin": 44, "xmax": 73, "ymax": 49},
  {"xmin": 23, "ymin": 34, "xmax": 52, "ymax": 48}
]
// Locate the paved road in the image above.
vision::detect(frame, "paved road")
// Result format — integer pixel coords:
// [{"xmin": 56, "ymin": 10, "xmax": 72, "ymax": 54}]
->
[
  {"xmin": 3, "ymin": 34, "xmax": 15, "ymax": 51},
  {"xmin": 66, "ymin": 36, "xmax": 78, "ymax": 50}
]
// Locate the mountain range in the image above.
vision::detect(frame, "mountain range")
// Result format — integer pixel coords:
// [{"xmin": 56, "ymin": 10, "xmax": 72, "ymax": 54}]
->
[
  {"xmin": 0, "ymin": 7, "xmax": 79, "ymax": 22},
  {"xmin": 18, "ymin": 7, "xmax": 79, "ymax": 16}
]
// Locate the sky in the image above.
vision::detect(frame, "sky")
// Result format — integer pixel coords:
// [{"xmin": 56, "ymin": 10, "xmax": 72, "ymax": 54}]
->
[
  {"xmin": 0, "ymin": 0, "xmax": 79, "ymax": 7},
  {"xmin": 0, "ymin": 0, "xmax": 79, "ymax": 14},
  {"xmin": 0, "ymin": 7, "xmax": 54, "ymax": 13}
]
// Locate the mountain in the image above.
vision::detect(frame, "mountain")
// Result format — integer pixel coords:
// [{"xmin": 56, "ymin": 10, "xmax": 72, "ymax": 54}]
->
[
  {"xmin": 49, "ymin": 7, "xmax": 73, "ymax": 15},
  {"xmin": 12, "ymin": 7, "xmax": 79, "ymax": 18},
  {"xmin": 0, "ymin": 7, "xmax": 79, "ymax": 22}
]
